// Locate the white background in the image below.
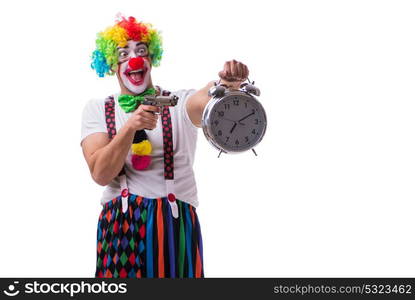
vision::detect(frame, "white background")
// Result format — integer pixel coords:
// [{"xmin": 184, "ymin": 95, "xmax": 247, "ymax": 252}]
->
[{"xmin": 0, "ymin": 0, "xmax": 414, "ymax": 277}]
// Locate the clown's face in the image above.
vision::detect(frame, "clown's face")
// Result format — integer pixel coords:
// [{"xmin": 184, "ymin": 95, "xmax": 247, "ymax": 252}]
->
[{"xmin": 116, "ymin": 40, "xmax": 152, "ymax": 94}]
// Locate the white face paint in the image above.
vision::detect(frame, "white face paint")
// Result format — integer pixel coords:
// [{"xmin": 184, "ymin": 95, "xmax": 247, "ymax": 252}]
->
[{"xmin": 117, "ymin": 40, "xmax": 152, "ymax": 94}]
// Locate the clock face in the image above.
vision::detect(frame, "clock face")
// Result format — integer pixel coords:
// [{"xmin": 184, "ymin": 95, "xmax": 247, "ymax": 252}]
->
[{"xmin": 208, "ymin": 93, "xmax": 267, "ymax": 152}]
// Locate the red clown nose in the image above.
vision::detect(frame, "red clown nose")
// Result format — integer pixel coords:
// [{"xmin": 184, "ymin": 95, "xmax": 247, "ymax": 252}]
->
[{"xmin": 128, "ymin": 57, "xmax": 144, "ymax": 70}]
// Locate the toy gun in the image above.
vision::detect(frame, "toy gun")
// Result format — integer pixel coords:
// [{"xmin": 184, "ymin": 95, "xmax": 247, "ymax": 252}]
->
[{"xmin": 143, "ymin": 95, "xmax": 178, "ymax": 107}]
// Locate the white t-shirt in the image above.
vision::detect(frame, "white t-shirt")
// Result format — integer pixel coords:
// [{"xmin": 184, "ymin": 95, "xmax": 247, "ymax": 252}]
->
[{"xmin": 80, "ymin": 88, "xmax": 199, "ymax": 207}]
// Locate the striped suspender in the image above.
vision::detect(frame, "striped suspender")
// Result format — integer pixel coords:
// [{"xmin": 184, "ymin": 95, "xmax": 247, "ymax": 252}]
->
[{"xmin": 104, "ymin": 96, "xmax": 125, "ymax": 176}]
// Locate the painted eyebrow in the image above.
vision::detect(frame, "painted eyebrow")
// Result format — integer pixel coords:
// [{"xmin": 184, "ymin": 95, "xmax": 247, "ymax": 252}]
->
[{"xmin": 117, "ymin": 42, "xmax": 146, "ymax": 50}]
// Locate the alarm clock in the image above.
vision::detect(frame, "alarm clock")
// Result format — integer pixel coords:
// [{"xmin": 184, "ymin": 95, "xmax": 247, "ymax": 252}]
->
[{"xmin": 202, "ymin": 80, "xmax": 267, "ymax": 157}]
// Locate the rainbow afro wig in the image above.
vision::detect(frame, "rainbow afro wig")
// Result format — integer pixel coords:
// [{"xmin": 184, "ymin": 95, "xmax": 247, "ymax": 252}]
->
[{"xmin": 91, "ymin": 15, "xmax": 163, "ymax": 77}]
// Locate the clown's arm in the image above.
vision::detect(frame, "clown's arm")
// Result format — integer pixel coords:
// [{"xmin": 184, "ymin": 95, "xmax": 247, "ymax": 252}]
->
[
  {"xmin": 82, "ymin": 104, "xmax": 159, "ymax": 186},
  {"xmin": 186, "ymin": 60, "xmax": 249, "ymax": 127}
]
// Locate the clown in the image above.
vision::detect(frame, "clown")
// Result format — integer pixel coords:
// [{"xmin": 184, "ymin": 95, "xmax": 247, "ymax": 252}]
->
[{"xmin": 81, "ymin": 15, "xmax": 249, "ymax": 278}]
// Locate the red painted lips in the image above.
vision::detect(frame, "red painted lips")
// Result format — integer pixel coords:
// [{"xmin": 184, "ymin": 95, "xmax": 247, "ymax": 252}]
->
[{"xmin": 124, "ymin": 57, "xmax": 147, "ymax": 86}]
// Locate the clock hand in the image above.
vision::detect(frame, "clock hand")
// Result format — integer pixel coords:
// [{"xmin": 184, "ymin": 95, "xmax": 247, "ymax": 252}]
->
[
  {"xmin": 222, "ymin": 117, "xmax": 245, "ymax": 126},
  {"xmin": 238, "ymin": 112, "xmax": 255, "ymax": 123},
  {"xmin": 230, "ymin": 122, "xmax": 237, "ymax": 134}
]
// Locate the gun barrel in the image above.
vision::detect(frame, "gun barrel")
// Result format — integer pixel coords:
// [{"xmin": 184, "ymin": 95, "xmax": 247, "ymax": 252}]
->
[{"xmin": 143, "ymin": 95, "xmax": 178, "ymax": 107}]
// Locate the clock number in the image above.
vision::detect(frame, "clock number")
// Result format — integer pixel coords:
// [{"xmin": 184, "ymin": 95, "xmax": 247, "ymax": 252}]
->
[
  {"xmin": 235, "ymin": 139, "xmax": 239, "ymax": 145},
  {"xmin": 218, "ymin": 111, "xmax": 224, "ymax": 117},
  {"xmin": 214, "ymin": 120, "xmax": 219, "ymax": 126},
  {"xmin": 245, "ymin": 102, "xmax": 248, "ymax": 108},
  {"xmin": 225, "ymin": 136, "xmax": 230, "ymax": 143},
  {"xmin": 218, "ymin": 130, "xmax": 222, "ymax": 136},
  {"xmin": 224, "ymin": 103, "xmax": 230, "ymax": 110},
  {"xmin": 252, "ymin": 129, "xmax": 256, "ymax": 134},
  {"xmin": 255, "ymin": 119, "xmax": 259, "ymax": 124},
  {"xmin": 233, "ymin": 99, "xmax": 239, "ymax": 106},
  {"xmin": 245, "ymin": 136, "xmax": 249, "ymax": 142}
]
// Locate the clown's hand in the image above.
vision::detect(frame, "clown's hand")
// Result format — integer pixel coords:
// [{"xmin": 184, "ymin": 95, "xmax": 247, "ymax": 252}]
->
[
  {"xmin": 218, "ymin": 59, "xmax": 249, "ymax": 90},
  {"xmin": 125, "ymin": 105, "xmax": 160, "ymax": 131}
]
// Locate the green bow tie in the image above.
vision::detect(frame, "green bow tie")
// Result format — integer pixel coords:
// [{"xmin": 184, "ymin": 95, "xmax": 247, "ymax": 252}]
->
[{"xmin": 118, "ymin": 88, "xmax": 156, "ymax": 113}]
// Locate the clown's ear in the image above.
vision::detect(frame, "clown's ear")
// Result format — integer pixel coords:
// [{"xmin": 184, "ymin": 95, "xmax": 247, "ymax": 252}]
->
[
  {"xmin": 110, "ymin": 63, "xmax": 119, "ymax": 74},
  {"xmin": 145, "ymin": 55, "xmax": 153, "ymax": 67}
]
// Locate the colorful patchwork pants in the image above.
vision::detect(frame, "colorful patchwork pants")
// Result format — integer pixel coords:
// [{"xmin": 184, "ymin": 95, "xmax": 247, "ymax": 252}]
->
[{"xmin": 95, "ymin": 194, "xmax": 204, "ymax": 278}]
